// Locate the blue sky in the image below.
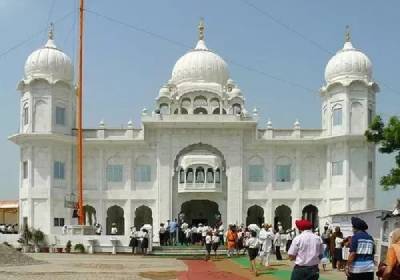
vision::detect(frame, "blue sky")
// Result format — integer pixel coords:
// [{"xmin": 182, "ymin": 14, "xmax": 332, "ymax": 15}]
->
[{"xmin": 0, "ymin": 0, "xmax": 399, "ymax": 207}]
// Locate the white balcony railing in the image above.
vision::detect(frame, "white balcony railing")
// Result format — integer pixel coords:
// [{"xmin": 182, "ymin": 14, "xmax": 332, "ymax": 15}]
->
[{"xmin": 178, "ymin": 182, "xmax": 222, "ymax": 193}]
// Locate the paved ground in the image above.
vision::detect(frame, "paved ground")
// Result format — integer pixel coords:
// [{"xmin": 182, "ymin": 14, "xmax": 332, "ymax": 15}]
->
[
  {"xmin": 0, "ymin": 253, "xmax": 185, "ymax": 280},
  {"xmin": 0, "ymin": 252, "xmax": 349, "ymax": 280}
]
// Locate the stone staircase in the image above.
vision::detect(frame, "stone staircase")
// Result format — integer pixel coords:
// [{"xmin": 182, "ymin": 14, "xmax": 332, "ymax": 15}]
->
[{"xmin": 149, "ymin": 245, "xmax": 227, "ymax": 256}]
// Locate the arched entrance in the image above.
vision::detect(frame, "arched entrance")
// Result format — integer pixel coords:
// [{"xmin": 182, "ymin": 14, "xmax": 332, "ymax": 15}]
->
[
  {"xmin": 106, "ymin": 205, "xmax": 124, "ymax": 235},
  {"xmin": 134, "ymin": 205, "xmax": 153, "ymax": 228},
  {"xmin": 246, "ymin": 205, "xmax": 264, "ymax": 226},
  {"xmin": 302, "ymin": 204, "xmax": 319, "ymax": 229},
  {"xmin": 274, "ymin": 205, "xmax": 292, "ymax": 231},
  {"xmin": 180, "ymin": 200, "xmax": 220, "ymax": 226},
  {"xmin": 83, "ymin": 205, "xmax": 96, "ymax": 226}
]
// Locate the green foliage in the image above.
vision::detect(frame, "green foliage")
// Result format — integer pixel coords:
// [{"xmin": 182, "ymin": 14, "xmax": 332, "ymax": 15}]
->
[
  {"xmin": 74, "ymin": 243, "xmax": 85, "ymax": 253},
  {"xmin": 32, "ymin": 229, "xmax": 45, "ymax": 245},
  {"xmin": 365, "ymin": 115, "xmax": 400, "ymax": 190},
  {"xmin": 65, "ymin": 240, "xmax": 72, "ymax": 252}
]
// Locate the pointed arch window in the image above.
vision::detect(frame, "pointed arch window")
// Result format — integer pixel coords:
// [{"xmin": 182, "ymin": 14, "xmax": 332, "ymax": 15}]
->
[
  {"xmin": 333, "ymin": 106, "xmax": 342, "ymax": 126},
  {"xmin": 179, "ymin": 168, "xmax": 185, "ymax": 183},
  {"xmin": 23, "ymin": 104, "xmax": 29, "ymax": 125},
  {"xmin": 215, "ymin": 168, "xmax": 221, "ymax": 183},
  {"xmin": 186, "ymin": 168, "xmax": 194, "ymax": 183},
  {"xmin": 206, "ymin": 168, "xmax": 214, "ymax": 183}
]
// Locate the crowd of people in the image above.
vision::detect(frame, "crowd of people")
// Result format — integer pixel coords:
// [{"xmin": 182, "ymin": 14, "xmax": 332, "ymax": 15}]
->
[
  {"xmin": 127, "ymin": 225, "xmax": 150, "ymax": 255},
  {"xmin": 0, "ymin": 223, "xmax": 18, "ymax": 234},
  {"xmin": 155, "ymin": 216, "xmax": 383, "ymax": 279}
]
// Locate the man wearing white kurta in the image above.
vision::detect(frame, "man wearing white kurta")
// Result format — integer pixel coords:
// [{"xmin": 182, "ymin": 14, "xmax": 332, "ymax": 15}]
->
[{"xmin": 259, "ymin": 224, "xmax": 275, "ymax": 267}]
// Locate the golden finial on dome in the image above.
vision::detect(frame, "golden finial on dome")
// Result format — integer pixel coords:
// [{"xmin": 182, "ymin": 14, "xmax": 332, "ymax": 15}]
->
[
  {"xmin": 345, "ymin": 25, "xmax": 351, "ymax": 42},
  {"xmin": 198, "ymin": 17, "xmax": 205, "ymax": 40},
  {"xmin": 48, "ymin": 22, "xmax": 54, "ymax": 40}
]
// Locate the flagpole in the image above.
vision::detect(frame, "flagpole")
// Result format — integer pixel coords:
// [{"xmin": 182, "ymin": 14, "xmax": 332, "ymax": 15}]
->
[{"xmin": 76, "ymin": 0, "xmax": 85, "ymax": 225}]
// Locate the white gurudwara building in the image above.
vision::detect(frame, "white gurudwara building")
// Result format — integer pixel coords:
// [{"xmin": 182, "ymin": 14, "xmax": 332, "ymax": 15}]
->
[{"xmin": 10, "ymin": 22, "xmax": 378, "ymax": 242}]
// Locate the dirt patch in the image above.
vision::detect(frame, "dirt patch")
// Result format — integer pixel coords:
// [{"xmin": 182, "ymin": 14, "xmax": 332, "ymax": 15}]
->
[
  {"xmin": 0, "ymin": 244, "xmax": 46, "ymax": 267},
  {"xmin": 139, "ymin": 271, "xmax": 178, "ymax": 280}
]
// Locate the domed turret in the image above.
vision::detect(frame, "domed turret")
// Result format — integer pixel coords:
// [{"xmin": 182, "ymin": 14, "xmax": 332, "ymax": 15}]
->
[
  {"xmin": 171, "ymin": 19, "xmax": 229, "ymax": 86},
  {"xmin": 324, "ymin": 28, "xmax": 372, "ymax": 84},
  {"xmin": 24, "ymin": 24, "xmax": 73, "ymax": 83}
]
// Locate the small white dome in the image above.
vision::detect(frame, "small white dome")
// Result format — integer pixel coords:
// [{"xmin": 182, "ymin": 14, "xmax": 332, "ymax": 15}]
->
[
  {"xmin": 230, "ymin": 87, "xmax": 241, "ymax": 97},
  {"xmin": 171, "ymin": 39, "xmax": 229, "ymax": 86},
  {"xmin": 158, "ymin": 86, "xmax": 170, "ymax": 97},
  {"xmin": 24, "ymin": 29, "xmax": 73, "ymax": 83},
  {"xmin": 325, "ymin": 40, "xmax": 372, "ymax": 84}
]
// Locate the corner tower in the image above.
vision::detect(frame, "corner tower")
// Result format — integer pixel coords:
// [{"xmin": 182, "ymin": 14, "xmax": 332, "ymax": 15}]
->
[
  {"xmin": 321, "ymin": 27, "xmax": 379, "ymax": 136},
  {"xmin": 12, "ymin": 24, "xmax": 75, "ymax": 233},
  {"xmin": 321, "ymin": 27, "xmax": 378, "ymax": 212},
  {"xmin": 17, "ymin": 24, "xmax": 75, "ymax": 135}
]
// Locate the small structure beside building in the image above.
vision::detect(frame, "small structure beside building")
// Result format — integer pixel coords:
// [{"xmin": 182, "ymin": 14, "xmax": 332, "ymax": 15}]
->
[
  {"xmin": 0, "ymin": 200, "xmax": 18, "ymax": 225},
  {"xmin": 379, "ymin": 201, "xmax": 400, "ymax": 262}
]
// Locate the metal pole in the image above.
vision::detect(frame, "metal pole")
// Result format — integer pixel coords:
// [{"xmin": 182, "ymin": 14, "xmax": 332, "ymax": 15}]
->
[{"xmin": 76, "ymin": 0, "xmax": 85, "ymax": 225}]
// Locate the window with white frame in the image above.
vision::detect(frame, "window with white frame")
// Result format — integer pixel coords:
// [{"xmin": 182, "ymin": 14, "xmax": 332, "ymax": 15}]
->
[
  {"xmin": 54, "ymin": 161, "xmax": 65, "ymax": 179},
  {"xmin": 368, "ymin": 108, "xmax": 373, "ymax": 125},
  {"xmin": 106, "ymin": 164, "xmax": 123, "ymax": 182},
  {"xmin": 54, "ymin": 217, "xmax": 65, "ymax": 227},
  {"xmin": 23, "ymin": 161, "xmax": 28, "ymax": 179},
  {"xmin": 368, "ymin": 161, "xmax": 373, "ymax": 179},
  {"xmin": 135, "ymin": 165, "xmax": 151, "ymax": 182},
  {"xmin": 276, "ymin": 165, "xmax": 291, "ymax": 182},
  {"xmin": 249, "ymin": 165, "xmax": 264, "ymax": 182},
  {"xmin": 55, "ymin": 106, "xmax": 66, "ymax": 125},
  {"xmin": 333, "ymin": 106, "xmax": 342, "ymax": 126},
  {"xmin": 23, "ymin": 104, "xmax": 29, "ymax": 125},
  {"xmin": 332, "ymin": 161, "xmax": 343, "ymax": 176}
]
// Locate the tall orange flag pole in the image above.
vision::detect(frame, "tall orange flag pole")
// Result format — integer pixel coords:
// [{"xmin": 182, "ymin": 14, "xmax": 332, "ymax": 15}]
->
[{"xmin": 76, "ymin": 0, "xmax": 85, "ymax": 225}]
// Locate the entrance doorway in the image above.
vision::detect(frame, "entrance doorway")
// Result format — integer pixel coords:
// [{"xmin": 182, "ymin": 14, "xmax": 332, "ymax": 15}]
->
[
  {"xmin": 180, "ymin": 200, "xmax": 220, "ymax": 226},
  {"xmin": 274, "ymin": 205, "xmax": 292, "ymax": 231},
  {"xmin": 246, "ymin": 205, "xmax": 264, "ymax": 226},
  {"xmin": 106, "ymin": 205, "xmax": 124, "ymax": 235}
]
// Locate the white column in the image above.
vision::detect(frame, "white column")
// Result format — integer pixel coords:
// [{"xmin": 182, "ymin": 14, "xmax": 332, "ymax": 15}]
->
[
  {"xmin": 225, "ymin": 144, "xmax": 243, "ymax": 225},
  {"xmin": 344, "ymin": 142, "xmax": 350, "ymax": 211},
  {"xmin": 157, "ymin": 134, "xmax": 172, "ymax": 227},
  {"xmin": 294, "ymin": 148, "xmax": 301, "ymax": 191},
  {"xmin": 124, "ymin": 200, "xmax": 131, "ymax": 236},
  {"xmin": 293, "ymin": 198, "xmax": 300, "ymax": 228}
]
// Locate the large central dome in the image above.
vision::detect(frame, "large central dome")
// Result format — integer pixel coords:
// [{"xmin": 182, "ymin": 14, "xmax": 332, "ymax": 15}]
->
[{"xmin": 171, "ymin": 20, "xmax": 229, "ymax": 86}]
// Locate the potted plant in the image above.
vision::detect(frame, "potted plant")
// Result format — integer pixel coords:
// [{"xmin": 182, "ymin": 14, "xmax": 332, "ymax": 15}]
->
[
  {"xmin": 65, "ymin": 240, "xmax": 72, "ymax": 253},
  {"xmin": 74, "ymin": 243, "xmax": 85, "ymax": 253},
  {"xmin": 32, "ymin": 229, "xmax": 45, "ymax": 253}
]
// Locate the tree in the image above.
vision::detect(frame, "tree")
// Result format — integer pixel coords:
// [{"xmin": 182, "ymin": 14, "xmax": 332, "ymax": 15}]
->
[{"xmin": 365, "ymin": 115, "xmax": 400, "ymax": 190}]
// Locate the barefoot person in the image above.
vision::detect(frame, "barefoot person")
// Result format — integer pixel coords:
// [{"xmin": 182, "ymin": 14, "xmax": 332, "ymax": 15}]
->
[
  {"xmin": 246, "ymin": 230, "xmax": 260, "ymax": 276},
  {"xmin": 288, "ymin": 219, "xmax": 323, "ymax": 280}
]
